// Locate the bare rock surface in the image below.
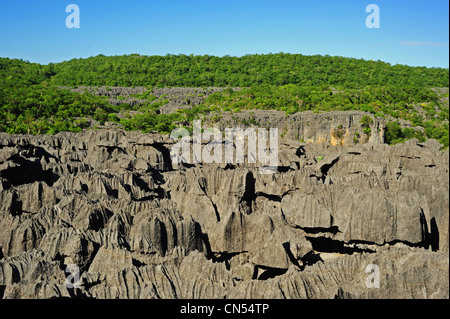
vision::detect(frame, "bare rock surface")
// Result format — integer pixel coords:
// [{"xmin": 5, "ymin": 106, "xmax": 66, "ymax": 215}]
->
[
  {"xmin": 0, "ymin": 127, "xmax": 448, "ymax": 299},
  {"xmin": 67, "ymin": 86, "xmax": 239, "ymax": 113}
]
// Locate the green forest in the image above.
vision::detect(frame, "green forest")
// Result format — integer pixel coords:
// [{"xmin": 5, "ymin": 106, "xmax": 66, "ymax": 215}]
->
[{"xmin": 0, "ymin": 53, "xmax": 449, "ymax": 147}]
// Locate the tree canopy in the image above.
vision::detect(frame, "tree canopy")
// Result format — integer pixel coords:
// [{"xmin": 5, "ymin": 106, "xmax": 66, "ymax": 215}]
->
[{"xmin": 46, "ymin": 53, "xmax": 449, "ymax": 88}]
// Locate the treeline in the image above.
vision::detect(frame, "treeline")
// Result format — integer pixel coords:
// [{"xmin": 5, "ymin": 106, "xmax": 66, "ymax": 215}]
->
[{"xmin": 47, "ymin": 53, "xmax": 449, "ymax": 88}]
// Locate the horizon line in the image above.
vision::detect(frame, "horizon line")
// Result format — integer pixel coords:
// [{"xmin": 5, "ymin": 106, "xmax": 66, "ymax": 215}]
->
[{"xmin": 2, "ymin": 52, "xmax": 449, "ymax": 70}]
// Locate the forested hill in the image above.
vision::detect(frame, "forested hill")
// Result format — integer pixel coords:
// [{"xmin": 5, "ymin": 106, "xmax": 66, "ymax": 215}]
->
[
  {"xmin": 5, "ymin": 53, "xmax": 448, "ymax": 89},
  {"xmin": 0, "ymin": 53, "xmax": 449, "ymax": 147}
]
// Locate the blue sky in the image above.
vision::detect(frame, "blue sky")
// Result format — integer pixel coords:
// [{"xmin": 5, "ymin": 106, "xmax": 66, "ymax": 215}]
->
[{"xmin": 0, "ymin": 0, "xmax": 448, "ymax": 67}]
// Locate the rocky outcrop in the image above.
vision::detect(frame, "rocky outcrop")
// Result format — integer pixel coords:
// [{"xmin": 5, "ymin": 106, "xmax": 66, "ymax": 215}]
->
[
  {"xmin": 210, "ymin": 110, "xmax": 385, "ymax": 146},
  {"xmin": 0, "ymin": 128, "xmax": 448, "ymax": 299},
  {"xmin": 67, "ymin": 86, "xmax": 239, "ymax": 113}
]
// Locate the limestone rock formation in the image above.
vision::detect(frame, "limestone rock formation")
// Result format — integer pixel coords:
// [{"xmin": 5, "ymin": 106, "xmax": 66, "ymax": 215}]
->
[{"xmin": 0, "ymin": 126, "xmax": 448, "ymax": 299}]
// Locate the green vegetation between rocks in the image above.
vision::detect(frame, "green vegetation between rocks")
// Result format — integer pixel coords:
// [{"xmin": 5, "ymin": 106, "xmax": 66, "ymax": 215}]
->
[{"xmin": 0, "ymin": 54, "xmax": 448, "ymax": 147}]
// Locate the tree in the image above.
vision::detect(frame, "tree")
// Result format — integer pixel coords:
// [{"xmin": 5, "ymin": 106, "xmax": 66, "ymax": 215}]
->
[{"xmin": 384, "ymin": 121, "xmax": 403, "ymax": 144}]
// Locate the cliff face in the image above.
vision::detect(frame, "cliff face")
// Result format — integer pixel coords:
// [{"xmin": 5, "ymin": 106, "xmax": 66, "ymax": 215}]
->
[
  {"xmin": 213, "ymin": 110, "xmax": 385, "ymax": 145},
  {"xmin": 0, "ymin": 127, "xmax": 448, "ymax": 299}
]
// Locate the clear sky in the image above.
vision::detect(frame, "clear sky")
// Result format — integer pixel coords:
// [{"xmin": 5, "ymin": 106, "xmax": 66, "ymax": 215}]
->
[{"xmin": 0, "ymin": 0, "xmax": 448, "ymax": 67}]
